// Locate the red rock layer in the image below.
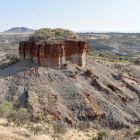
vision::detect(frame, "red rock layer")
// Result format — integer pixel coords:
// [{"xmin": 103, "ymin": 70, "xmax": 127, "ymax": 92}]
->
[{"xmin": 19, "ymin": 40, "xmax": 90, "ymax": 68}]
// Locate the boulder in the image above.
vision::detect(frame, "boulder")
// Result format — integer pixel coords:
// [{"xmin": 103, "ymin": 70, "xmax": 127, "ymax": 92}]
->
[{"xmin": 85, "ymin": 70, "xmax": 92, "ymax": 77}]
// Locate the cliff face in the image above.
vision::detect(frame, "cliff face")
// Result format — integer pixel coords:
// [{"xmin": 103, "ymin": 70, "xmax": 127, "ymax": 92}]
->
[{"xmin": 19, "ymin": 40, "xmax": 90, "ymax": 68}]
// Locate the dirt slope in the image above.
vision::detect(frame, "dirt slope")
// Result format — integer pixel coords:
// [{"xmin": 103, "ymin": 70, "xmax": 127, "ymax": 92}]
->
[{"xmin": 0, "ymin": 59, "xmax": 140, "ymax": 129}]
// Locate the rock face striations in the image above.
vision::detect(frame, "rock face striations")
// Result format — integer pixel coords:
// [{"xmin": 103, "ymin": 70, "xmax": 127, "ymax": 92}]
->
[{"xmin": 19, "ymin": 40, "xmax": 90, "ymax": 68}]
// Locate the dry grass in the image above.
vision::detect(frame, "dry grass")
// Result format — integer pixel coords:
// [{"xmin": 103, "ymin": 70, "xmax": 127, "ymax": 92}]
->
[
  {"xmin": 88, "ymin": 55, "xmax": 128, "ymax": 62},
  {"xmin": 0, "ymin": 119, "xmax": 140, "ymax": 140},
  {"xmin": 0, "ymin": 118, "xmax": 98, "ymax": 140}
]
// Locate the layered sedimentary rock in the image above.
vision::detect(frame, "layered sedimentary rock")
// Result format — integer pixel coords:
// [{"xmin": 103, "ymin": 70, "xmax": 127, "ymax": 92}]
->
[{"xmin": 19, "ymin": 40, "xmax": 90, "ymax": 68}]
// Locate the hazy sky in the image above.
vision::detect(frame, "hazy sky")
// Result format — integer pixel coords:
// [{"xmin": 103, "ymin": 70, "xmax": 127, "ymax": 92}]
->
[{"xmin": 0, "ymin": 0, "xmax": 140, "ymax": 32}]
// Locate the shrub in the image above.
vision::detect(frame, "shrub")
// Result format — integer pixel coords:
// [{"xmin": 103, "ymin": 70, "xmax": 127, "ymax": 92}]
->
[
  {"xmin": 0, "ymin": 102, "xmax": 31, "ymax": 127},
  {"xmin": 88, "ymin": 52, "xmax": 93, "ymax": 56},
  {"xmin": 52, "ymin": 122, "xmax": 68, "ymax": 139},
  {"xmin": 31, "ymin": 125, "xmax": 43, "ymax": 136},
  {"xmin": 133, "ymin": 129, "xmax": 140, "ymax": 137},
  {"xmin": 73, "ymin": 121, "xmax": 79, "ymax": 128},
  {"xmin": 9, "ymin": 56, "xmax": 19, "ymax": 63},
  {"xmin": 0, "ymin": 102, "xmax": 14, "ymax": 117},
  {"xmin": 124, "ymin": 130, "xmax": 133, "ymax": 139},
  {"xmin": 133, "ymin": 59, "xmax": 140, "ymax": 64},
  {"xmin": 95, "ymin": 124, "xmax": 102, "ymax": 131},
  {"xmin": 119, "ymin": 56, "xmax": 124, "ymax": 60},
  {"xmin": 97, "ymin": 130, "xmax": 109, "ymax": 140},
  {"xmin": 124, "ymin": 57, "xmax": 129, "ymax": 61},
  {"xmin": 92, "ymin": 137, "xmax": 98, "ymax": 140},
  {"xmin": 99, "ymin": 54, "xmax": 104, "ymax": 57},
  {"xmin": 28, "ymin": 28, "xmax": 82, "ymax": 41},
  {"xmin": 73, "ymin": 35, "xmax": 78, "ymax": 39},
  {"xmin": 7, "ymin": 107, "xmax": 31, "ymax": 127},
  {"xmin": 78, "ymin": 121, "xmax": 89, "ymax": 132}
]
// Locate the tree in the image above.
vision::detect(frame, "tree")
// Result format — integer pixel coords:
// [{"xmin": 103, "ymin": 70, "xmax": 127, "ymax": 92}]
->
[
  {"xmin": 119, "ymin": 56, "xmax": 124, "ymax": 60},
  {"xmin": 99, "ymin": 54, "xmax": 104, "ymax": 57},
  {"xmin": 124, "ymin": 57, "xmax": 129, "ymax": 61}
]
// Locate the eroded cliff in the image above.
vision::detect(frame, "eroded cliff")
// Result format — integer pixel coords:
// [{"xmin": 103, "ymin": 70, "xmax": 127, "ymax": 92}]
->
[{"xmin": 19, "ymin": 40, "xmax": 90, "ymax": 68}]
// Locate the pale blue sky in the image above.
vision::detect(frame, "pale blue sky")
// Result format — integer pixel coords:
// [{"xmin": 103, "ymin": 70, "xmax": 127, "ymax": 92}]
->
[{"xmin": 0, "ymin": 0, "xmax": 140, "ymax": 32}]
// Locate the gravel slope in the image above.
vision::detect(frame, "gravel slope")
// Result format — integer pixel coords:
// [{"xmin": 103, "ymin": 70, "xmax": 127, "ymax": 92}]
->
[{"xmin": 0, "ymin": 59, "xmax": 140, "ymax": 129}]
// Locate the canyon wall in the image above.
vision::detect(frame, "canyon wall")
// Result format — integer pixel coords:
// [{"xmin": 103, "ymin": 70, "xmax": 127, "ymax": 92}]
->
[{"xmin": 19, "ymin": 40, "xmax": 90, "ymax": 68}]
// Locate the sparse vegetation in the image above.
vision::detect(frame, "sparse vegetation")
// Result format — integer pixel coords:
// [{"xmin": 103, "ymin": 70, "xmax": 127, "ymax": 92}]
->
[
  {"xmin": 78, "ymin": 33, "xmax": 140, "ymax": 64},
  {"xmin": 0, "ymin": 102, "xmax": 14, "ymax": 117},
  {"xmin": 0, "ymin": 102, "xmax": 31, "ymax": 127},
  {"xmin": 0, "ymin": 33, "xmax": 29, "ymax": 53},
  {"xmin": 97, "ymin": 130, "xmax": 109, "ymax": 140},
  {"xmin": 0, "ymin": 102, "xmax": 140, "ymax": 140},
  {"xmin": 7, "ymin": 108, "xmax": 31, "ymax": 127},
  {"xmin": 0, "ymin": 32, "xmax": 140, "ymax": 140},
  {"xmin": 52, "ymin": 122, "xmax": 68, "ymax": 140},
  {"xmin": 28, "ymin": 28, "xmax": 82, "ymax": 41},
  {"xmin": 119, "ymin": 56, "xmax": 124, "ymax": 60},
  {"xmin": 30, "ymin": 125, "xmax": 44, "ymax": 136},
  {"xmin": 133, "ymin": 129, "xmax": 140, "ymax": 137},
  {"xmin": 78, "ymin": 121, "xmax": 89, "ymax": 132},
  {"xmin": 133, "ymin": 59, "xmax": 140, "ymax": 64},
  {"xmin": 0, "ymin": 56, "xmax": 19, "ymax": 71}
]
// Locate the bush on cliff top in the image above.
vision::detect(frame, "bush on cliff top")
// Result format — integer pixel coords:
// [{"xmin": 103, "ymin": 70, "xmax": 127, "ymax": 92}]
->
[{"xmin": 28, "ymin": 28, "xmax": 82, "ymax": 41}]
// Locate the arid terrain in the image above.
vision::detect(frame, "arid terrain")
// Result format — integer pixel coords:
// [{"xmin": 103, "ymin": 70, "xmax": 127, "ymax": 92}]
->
[
  {"xmin": 0, "ymin": 29, "xmax": 140, "ymax": 139},
  {"xmin": 78, "ymin": 33, "xmax": 140, "ymax": 64},
  {"xmin": 0, "ymin": 58, "xmax": 140, "ymax": 126},
  {"xmin": 0, "ymin": 58, "xmax": 140, "ymax": 139}
]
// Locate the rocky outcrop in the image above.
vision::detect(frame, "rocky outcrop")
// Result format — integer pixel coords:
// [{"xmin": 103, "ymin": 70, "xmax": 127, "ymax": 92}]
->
[
  {"xmin": 19, "ymin": 40, "xmax": 90, "ymax": 68},
  {"xmin": 85, "ymin": 70, "xmax": 92, "ymax": 77}
]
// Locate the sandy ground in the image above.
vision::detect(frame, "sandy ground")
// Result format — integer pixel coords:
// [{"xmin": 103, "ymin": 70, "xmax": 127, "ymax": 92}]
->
[
  {"xmin": 0, "ymin": 118, "xmax": 98, "ymax": 140},
  {"xmin": 0, "ymin": 118, "xmax": 140, "ymax": 140}
]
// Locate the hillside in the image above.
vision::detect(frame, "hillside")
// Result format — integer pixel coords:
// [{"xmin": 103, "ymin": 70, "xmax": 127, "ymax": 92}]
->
[
  {"xmin": 4, "ymin": 27, "xmax": 35, "ymax": 33},
  {"xmin": 78, "ymin": 33, "xmax": 140, "ymax": 63},
  {"xmin": 0, "ymin": 33, "xmax": 30, "ymax": 70},
  {"xmin": 0, "ymin": 58, "xmax": 140, "ymax": 129}
]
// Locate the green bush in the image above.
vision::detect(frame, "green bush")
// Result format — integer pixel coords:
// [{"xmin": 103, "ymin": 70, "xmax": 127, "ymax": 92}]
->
[
  {"xmin": 31, "ymin": 125, "xmax": 44, "ymax": 136},
  {"xmin": 28, "ymin": 28, "xmax": 82, "ymax": 41},
  {"xmin": 8, "ymin": 107, "xmax": 31, "ymax": 127},
  {"xmin": 133, "ymin": 129, "xmax": 140, "ymax": 137},
  {"xmin": 99, "ymin": 54, "xmax": 104, "ymax": 57},
  {"xmin": 73, "ymin": 121, "xmax": 79, "ymax": 128},
  {"xmin": 119, "ymin": 56, "xmax": 124, "ymax": 60},
  {"xmin": 52, "ymin": 122, "xmax": 68, "ymax": 139},
  {"xmin": 78, "ymin": 121, "xmax": 89, "ymax": 132},
  {"xmin": 0, "ymin": 102, "xmax": 14, "ymax": 117},
  {"xmin": 0, "ymin": 102, "xmax": 31, "ymax": 127},
  {"xmin": 0, "ymin": 56, "xmax": 19, "ymax": 70},
  {"xmin": 73, "ymin": 35, "xmax": 78, "ymax": 39},
  {"xmin": 124, "ymin": 57, "xmax": 129, "ymax": 61},
  {"xmin": 88, "ymin": 52, "xmax": 92, "ymax": 56},
  {"xmin": 133, "ymin": 59, "xmax": 140, "ymax": 64},
  {"xmin": 9, "ymin": 56, "xmax": 19, "ymax": 63},
  {"xmin": 97, "ymin": 130, "xmax": 109, "ymax": 140}
]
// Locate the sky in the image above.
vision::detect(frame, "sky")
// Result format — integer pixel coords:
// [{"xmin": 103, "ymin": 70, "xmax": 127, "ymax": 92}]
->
[{"xmin": 0, "ymin": 0, "xmax": 140, "ymax": 32}]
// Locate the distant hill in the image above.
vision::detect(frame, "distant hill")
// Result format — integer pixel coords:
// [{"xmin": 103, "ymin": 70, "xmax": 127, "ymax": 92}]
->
[
  {"xmin": 4, "ymin": 27, "xmax": 35, "ymax": 33},
  {"xmin": 76, "ymin": 29, "xmax": 140, "ymax": 33},
  {"xmin": 76, "ymin": 30, "xmax": 99, "ymax": 33},
  {"xmin": 76, "ymin": 30, "xmax": 120, "ymax": 33},
  {"xmin": 124, "ymin": 29, "xmax": 140, "ymax": 33}
]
